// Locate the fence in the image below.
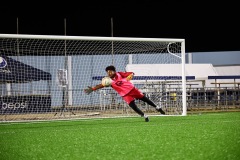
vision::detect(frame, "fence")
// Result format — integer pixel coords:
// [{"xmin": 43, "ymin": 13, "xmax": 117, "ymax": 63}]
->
[{"xmin": 99, "ymin": 83, "xmax": 240, "ymax": 113}]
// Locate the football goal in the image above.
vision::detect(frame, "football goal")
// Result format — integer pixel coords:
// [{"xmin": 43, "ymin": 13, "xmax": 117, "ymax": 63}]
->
[{"xmin": 0, "ymin": 34, "xmax": 186, "ymax": 122}]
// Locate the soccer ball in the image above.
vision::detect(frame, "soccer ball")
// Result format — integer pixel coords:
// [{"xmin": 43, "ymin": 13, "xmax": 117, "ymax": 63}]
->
[{"xmin": 101, "ymin": 76, "xmax": 112, "ymax": 87}]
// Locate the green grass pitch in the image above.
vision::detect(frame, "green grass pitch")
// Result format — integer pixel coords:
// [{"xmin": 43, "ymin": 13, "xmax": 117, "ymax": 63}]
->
[{"xmin": 1, "ymin": 112, "xmax": 240, "ymax": 160}]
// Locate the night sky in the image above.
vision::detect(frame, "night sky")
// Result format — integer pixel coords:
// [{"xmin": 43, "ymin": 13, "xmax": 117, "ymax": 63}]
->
[{"xmin": 1, "ymin": 1, "xmax": 239, "ymax": 53}]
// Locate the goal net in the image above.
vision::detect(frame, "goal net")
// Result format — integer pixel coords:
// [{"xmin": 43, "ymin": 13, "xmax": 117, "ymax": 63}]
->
[{"xmin": 0, "ymin": 34, "xmax": 186, "ymax": 122}]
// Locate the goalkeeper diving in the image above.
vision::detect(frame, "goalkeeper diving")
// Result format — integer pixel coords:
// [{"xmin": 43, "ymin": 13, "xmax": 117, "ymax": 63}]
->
[{"xmin": 84, "ymin": 65, "xmax": 165, "ymax": 122}]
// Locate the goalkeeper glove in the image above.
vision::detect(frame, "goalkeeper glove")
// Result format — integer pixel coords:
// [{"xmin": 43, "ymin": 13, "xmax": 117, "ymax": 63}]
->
[
  {"xmin": 84, "ymin": 86, "xmax": 96, "ymax": 95},
  {"xmin": 126, "ymin": 73, "xmax": 134, "ymax": 81}
]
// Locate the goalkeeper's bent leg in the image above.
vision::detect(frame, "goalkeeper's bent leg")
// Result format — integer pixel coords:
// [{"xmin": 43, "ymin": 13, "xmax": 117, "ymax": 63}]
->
[
  {"xmin": 129, "ymin": 100, "xmax": 145, "ymax": 116},
  {"xmin": 140, "ymin": 95, "xmax": 165, "ymax": 115},
  {"xmin": 139, "ymin": 95, "xmax": 157, "ymax": 108}
]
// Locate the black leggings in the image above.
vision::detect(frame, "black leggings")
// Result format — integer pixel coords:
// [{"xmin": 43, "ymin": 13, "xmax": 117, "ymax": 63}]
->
[
  {"xmin": 129, "ymin": 101, "xmax": 144, "ymax": 116},
  {"xmin": 139, "ymin": 95, "xmax": 157, "ymax": 108},
  {"xmin": 128, "ymin": 95, "xmax": 157, "ymax": 116}
]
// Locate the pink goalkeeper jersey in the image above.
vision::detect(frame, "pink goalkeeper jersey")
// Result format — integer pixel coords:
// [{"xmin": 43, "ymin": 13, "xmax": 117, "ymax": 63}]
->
[{"xmin": 111, "ymin": 72, "xmax": 134, "ymax": 96}]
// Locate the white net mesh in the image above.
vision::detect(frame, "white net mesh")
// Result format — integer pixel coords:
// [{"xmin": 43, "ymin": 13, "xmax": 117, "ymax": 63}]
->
[{"xmin": 0, "ymin": 35, "xmax": 185, "ymax": 122}]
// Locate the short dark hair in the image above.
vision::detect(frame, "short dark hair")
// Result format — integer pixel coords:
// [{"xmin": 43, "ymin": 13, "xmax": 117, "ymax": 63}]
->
[{"xmin": 105, "ymin": 65, "xmax": 116, "ymax": 72}]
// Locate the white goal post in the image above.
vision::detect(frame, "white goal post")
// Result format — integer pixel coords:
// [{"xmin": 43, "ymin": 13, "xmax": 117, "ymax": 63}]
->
[{"xmin": 0, "ymin": 34, "xmax": 186, "ymax": 122}]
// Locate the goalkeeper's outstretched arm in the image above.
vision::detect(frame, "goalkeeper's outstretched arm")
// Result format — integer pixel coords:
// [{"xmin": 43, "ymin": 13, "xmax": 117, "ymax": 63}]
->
[{"xmin": 84, "ymin": 83, "xmax": 104, "ymax": 95}]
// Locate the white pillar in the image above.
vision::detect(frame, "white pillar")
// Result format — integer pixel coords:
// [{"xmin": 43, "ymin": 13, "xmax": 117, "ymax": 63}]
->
[
  {"xmin": 188, "ymin": 52, "xmax": 192, "ymax": 64},
  {"xmin": 6, "ymin": 83, "xmax": 11, "ymax": 96},
  {"xmin": 129, "ymin": 54, "xmax": 132, "ymax": 64},
  {"xmin": 67, "ymin": 56, "xmax": 73, "ymax": 105}
]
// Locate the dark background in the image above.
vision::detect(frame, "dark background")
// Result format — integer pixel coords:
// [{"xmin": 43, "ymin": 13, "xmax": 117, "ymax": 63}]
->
[{"xmin": 0, "ymin": 1, "xmax": 239, "ymax": 53}]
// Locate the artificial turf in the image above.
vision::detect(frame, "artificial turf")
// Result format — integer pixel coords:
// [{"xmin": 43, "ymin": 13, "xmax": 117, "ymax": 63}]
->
[{"xmin": 0, "ymin": 112, "xmax": 240, "ymax": 160}]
